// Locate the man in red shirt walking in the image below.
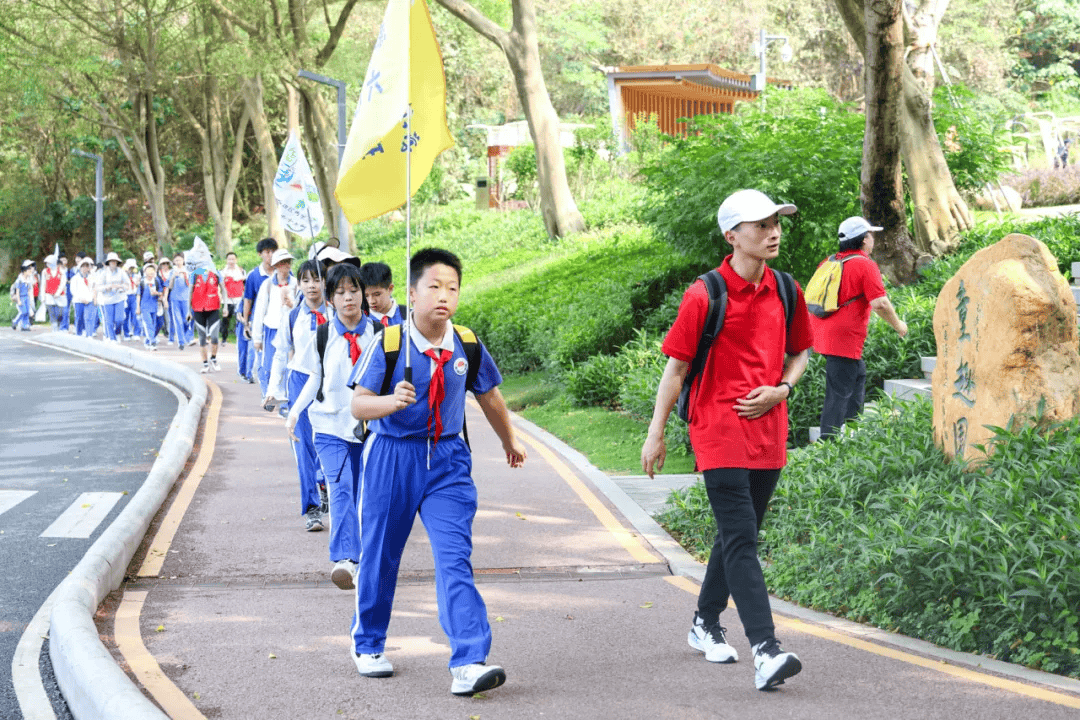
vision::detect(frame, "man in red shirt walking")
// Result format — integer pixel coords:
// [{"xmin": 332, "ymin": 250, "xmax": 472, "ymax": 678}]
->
[
  {"xmin": 641, "ymin": 189, "xmax": 813, "ymax": 690},
  {"xmin": 810, "ymin": 216, "xmax": 908, "ymax": 439}
]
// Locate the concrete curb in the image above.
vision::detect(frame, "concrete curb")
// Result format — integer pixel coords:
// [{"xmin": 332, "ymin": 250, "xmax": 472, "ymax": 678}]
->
[
  {"xmin": 509, "ymin": 413, "xmax": 1080, "ymax": 697},
  {"xmin": 35, "ymin": 334, "xmax": 206, "ymax": 720}
]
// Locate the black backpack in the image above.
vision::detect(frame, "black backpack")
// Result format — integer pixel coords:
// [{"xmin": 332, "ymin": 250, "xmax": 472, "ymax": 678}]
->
[{"xmin": 675, "ymin": 268, "xmax": 797, "ymax": 423}]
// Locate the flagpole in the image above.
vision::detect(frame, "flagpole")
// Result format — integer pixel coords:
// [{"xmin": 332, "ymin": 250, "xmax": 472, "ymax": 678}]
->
[{"xmin": 403, "ymin": 0, "xmax": 413, "ymax": 386}]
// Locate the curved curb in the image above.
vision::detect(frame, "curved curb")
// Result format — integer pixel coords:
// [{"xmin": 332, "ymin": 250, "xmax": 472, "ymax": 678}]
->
[
  {"xmin": 508, "ymin": 413, "xmax": 1080, "ymax": 698},
  {"xmin": 35, "ymin": 334, "xmax": 206, "ymax": 720}
]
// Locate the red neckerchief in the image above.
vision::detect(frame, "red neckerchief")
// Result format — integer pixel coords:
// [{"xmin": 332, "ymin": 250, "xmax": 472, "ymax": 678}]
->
[{"xmin": 424, "ymin": 348, "xmax": 453, "ymax": 444}]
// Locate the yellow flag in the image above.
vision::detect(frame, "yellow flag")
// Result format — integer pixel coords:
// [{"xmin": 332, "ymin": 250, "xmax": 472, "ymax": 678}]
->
[{"xmin": 335, "ymin": 0, "xmax": 454, "ymax": 223}]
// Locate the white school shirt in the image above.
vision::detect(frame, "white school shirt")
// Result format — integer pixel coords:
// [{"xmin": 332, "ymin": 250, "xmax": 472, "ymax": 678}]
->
[
  {"xmin": 125, "ymin": 272, "xmax": 139, "ymax": 297},
  {"xmin": 98, "ymin": 267, "xmax": 128, "ymax": 305},
  {"xmin": 70, "ymin": 272, "xmax": 94, "ymax": 304},
  {"xmin": 252, "ymin": 274, "xmax": 297, "ymax": 338},
  {"xmin": 268, "ymin": 301, "xmax": 327, "ymax": 402},
  {"xmin": 288, "ymin": 316, "xmax": 375, "ymax": 442}
]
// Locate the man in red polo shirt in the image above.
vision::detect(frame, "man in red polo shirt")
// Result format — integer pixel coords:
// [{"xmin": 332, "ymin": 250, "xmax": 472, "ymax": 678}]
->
[
  {"xmin": 810, "ymin": 216, "xmax": 907, "ymax": 439},
  {"xmin": 641, "ymin": 189, "xmax": 813, "ymax": 691}
]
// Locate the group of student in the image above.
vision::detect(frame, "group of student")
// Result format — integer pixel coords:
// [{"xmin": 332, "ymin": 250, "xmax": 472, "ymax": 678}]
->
[
  {"xmin": 238, "ymin": 236, "xmax": 526, "ymax": 697},
  {"xmin": 8, "ymin": 245, "xmax": 248, "ymax": 370}
]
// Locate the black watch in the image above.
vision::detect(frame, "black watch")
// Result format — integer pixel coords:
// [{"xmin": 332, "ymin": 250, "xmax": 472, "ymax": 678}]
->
[{"xmin": 778, "ymin": 381, "xmax": 794, "ymax": 397}]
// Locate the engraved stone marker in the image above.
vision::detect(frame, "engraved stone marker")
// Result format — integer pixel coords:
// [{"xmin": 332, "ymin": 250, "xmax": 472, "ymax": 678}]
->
[{"xmin": 932, "ymin": 234, "xmax": 1080, "ymax": 461}]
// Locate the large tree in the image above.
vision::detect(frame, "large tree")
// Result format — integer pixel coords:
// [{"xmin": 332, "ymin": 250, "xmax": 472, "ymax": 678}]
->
[
  {"xmin": 172, "ymin": 7, "xmax": 252, "ymax": 257},
  {"xmin": 858, "ymin": 0, "xmax": 921, "ymax": 284},
  {"xmin": 435, "ymin": 0, "xmax": 585, "ymax": 238},
  {"xmin": 207, "ymin": 0, "xmax": 364, "ymax": 250},
  {"xmin": 836, "ymin": 0, "xmax": 973, "ymax": 260}
]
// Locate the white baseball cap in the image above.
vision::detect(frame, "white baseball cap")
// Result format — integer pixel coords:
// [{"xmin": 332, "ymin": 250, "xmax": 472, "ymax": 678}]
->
[
  {"xmin": 271, "ymin": 248, "xmax": 295, "ymax": 266},
  {"xmin": 105, "ymin": 252, "xmax": 121, "ymax": 265},
  {"xmin": 838, "ymin": 216, "xmax": 883, "ymax": 242},
  {"xmin": 717, "ymin": 189, "xmax": 797, "ymax": 232}
]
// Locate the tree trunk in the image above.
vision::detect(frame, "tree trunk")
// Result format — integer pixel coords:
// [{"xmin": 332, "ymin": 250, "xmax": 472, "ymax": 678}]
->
[
  {"xmin": 835, "ymin": 0, "xmax": 971, "ymax": 258},
  {"xmin": 862, "ymin": 0, "xmax": 920, "ymax": 284},
  {"xmin": 436, "ymin": 0, "xmax": 585, "ymax": 238},
  {"xmin": 243, "ymin": 75, "xmax": 287, "ymax": 246},
  {"xmin": 898, "ymin": 0, "xmax": 972, "ymax": 255}
]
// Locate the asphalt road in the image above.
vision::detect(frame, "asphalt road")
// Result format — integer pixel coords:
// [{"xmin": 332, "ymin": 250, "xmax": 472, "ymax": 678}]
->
[{"xmin": 0, "ymin": 331, "xmax": 177, "ymax": 719}]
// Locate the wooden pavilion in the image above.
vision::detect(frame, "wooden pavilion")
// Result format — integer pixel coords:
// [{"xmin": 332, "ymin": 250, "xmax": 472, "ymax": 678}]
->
[{"xmin": 604, "ymin": 64, "xmax": 791, "ymax": 148}]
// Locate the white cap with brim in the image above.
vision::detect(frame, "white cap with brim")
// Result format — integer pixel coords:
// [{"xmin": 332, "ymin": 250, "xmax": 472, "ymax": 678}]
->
[
  {"xmin": 717, "ymin": 189, "xmax": 797, "ymax": 232},
  {"xmin": 838, "ymin": 216, "xmax": 883, "ymax": 242},
  {"xmin": 315, "ymin": 245, "xmax": 359, "ymax": 266},
  {"xmin": 143, "ymin": 251, "xmax": 155, "ymax": 261},
  {"xmin": 78, "ymin": 257, "xmax": 93, "ymax": 267},
  {"xmin": 271, "ymin": 249, "xmax": 295, "ymax": 266},
  {"xmin": 44, "ymin": 255, "xmax": 57, "ymax": 265},
  {"xmin": 105, "ymin": 252, "xmax": 121, "ymax": 265},
  {"xmin": 124, "ymin": 258, "xmax": 138, "ymax": 269},
  {"xmin": 21, "ymin": 259, "xmax": 35, "ymax": 269}
]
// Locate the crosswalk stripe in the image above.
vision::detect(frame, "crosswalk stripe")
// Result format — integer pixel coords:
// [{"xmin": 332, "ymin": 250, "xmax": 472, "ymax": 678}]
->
[
  {"xmin": 0, "ymin": 489, "xmax": 37, "ymax": 517},
  {"xmin": 40, "ymin": 492, "xmax": 124, "ymax": 539}
]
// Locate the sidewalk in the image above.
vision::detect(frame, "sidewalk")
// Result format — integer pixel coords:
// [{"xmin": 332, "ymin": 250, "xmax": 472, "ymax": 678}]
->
[{"xmin": 114, "ymin": 342, "xmax": 1080, "ymax": 719}]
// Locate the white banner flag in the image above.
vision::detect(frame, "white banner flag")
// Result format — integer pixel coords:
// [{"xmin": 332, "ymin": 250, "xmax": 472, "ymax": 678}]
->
[{"xmin": 274, "ymin": 130, "xmax": 325, "ymax": 238}]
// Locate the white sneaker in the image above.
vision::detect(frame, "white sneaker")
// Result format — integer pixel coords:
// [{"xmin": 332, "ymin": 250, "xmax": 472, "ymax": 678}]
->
[
  {"xmin": 687, "ymin": 612, "xmax": 738, "ymax": 663},
  {"xmin": 200, "ymin": 363, "xmax": 209, "ymax": 374},
  {"xmin": 450, "ymin": 663, "xmax": 506, "ymax": 696},
  {"xmin": 752, "ymin": 638, "xmax": 802, "ymax": 690},
  {"xmin": 210, "ymin": 357, "xmax": 221, "ymax": 372},
  {"xmin": 331, "ymin": 559, "xmax": 358, "ymax": 590},
  {"xmin": 352, "ymin": 652, "xmax": 393, "ymax": 678}
]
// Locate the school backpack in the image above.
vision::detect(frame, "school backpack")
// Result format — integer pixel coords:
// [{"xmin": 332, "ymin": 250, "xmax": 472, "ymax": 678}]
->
[
  {"xmin": 359, "ymin": 323, "xmax": 484, "ymax": 446},
  {"xmin": 804, "ymin": 254, "xmax": 863, "ymax": 318},
  {"xmin": 190, "ymin": 269, "xmax": 221, "ymax": 312},
  {"xmin": 676, "ymin": 268, "xmax": 797, "ymax": 424}
]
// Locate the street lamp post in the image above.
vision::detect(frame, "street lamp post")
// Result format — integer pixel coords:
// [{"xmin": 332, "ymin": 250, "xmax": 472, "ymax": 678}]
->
[
  {"xmin": 297, "ymin": 69, "xmax": 349, "ymax": 247},
  {"xmin": 751, "ymin": 29, "xmax": 792, "ymax": 107},
  {"xmin": 71, "ymin": 149, "xmax": 104, "ymax": 262}
]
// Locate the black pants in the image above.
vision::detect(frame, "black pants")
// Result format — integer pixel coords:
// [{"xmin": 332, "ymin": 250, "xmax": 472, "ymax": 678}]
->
[
  {"xmin": 220, "ymin": 301, "xmax": 238, "ymax": 343},
  {"xmin": 820, "ymin": 355, "xmax": 866, "ymax": 439},
  {"xmin": 697, "ymin": 467, "xmax": 781, "ymax": 647}
]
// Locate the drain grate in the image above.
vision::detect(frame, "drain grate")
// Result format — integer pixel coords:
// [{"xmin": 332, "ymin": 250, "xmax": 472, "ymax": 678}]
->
[{"xmin": 124, "ymin": 563, "xmax": 672, "ymax": 591}]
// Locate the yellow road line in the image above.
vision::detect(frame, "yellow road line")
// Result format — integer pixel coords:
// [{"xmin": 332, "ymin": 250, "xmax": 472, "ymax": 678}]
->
[
  {"xmin": 114, "ymin": 590, "xmax": 204, "ymax": 718},
  {"xmin": 138, "ymin": 378, "xmax": 222, "ymax": 577},
  {"xmin": 663, "ymin": 572, "xmax": 1080, "ymax": 708},
  {"xmin": 116, "ymin": 376, "xmax": 221, "ymax": 720},
  {"xmin": 514, "ymin": 428, "xmax": 658, "ymax": 564}
]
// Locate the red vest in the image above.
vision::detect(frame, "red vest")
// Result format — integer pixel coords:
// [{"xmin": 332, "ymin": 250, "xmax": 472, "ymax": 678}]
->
[
  {"xmin": 190, "ymin": 270, "xmax": 222, "ymax": 312},
  {"xmin": 44, "ymin": 268, "xmax": 63, "ymax": 295}
]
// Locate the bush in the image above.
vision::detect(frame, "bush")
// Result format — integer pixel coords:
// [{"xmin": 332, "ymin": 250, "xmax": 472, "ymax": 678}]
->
[
  {"xmin": 659, "ymin": 395, "xmax": 1080, "ymax": 677},
  {"xmin": 1001, "ymin": 166, "xmax": 1080, "ymax": 208},
  {"xmin": 454, "ymin": 225, "xmax": 711, "ymax": 373},
  {"xmin": 638, "ymin": 88, "xmax": 865, "ymax": 283},
  {"xmin": 565, "ymin": 353, "xmax": 623, "ymax": 408},
  {"xmin": 932, "ymin": 85, "xmax": 1014, "ymax": 194}
]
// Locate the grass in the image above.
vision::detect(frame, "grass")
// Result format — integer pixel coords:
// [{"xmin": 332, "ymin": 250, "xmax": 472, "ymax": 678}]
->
[{"xmin": 498, "ymin": 370, "xmax": 696, "ymax": 476}]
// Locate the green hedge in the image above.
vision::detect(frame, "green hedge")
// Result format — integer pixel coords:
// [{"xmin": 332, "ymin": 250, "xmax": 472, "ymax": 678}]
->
[{"xmin": 659, "ymin": 395, "xmax": 1080, "ymax": 677}]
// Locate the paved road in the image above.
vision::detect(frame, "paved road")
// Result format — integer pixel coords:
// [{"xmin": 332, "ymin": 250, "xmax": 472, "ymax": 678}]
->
[
  {"xmin": 111, "ymin": 342, "xmax": 1080, "ymax": 719},
  {"xmin": 0, "ymin": 331, "xmax": 177, "ymax": 719}
]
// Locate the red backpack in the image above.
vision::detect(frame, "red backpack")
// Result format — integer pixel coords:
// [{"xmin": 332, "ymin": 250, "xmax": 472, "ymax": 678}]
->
[{"xmin": 190, "ymin": 269, "xmax": 222, "ymax": 312}]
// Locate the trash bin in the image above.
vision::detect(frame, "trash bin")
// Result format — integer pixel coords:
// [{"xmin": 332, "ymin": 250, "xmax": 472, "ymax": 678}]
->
[{"xmin": 475, "ymin": 177, "xmax": 490, "ymax": 211}]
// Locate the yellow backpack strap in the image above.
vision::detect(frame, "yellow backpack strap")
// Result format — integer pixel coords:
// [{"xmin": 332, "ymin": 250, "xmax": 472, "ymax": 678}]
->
[{"xmin": 453, "ymin": 324, "xmax": 477, "ymax": 344}]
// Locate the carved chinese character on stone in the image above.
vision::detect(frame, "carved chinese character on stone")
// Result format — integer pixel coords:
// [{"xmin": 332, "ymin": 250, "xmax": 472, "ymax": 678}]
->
[{"xmin": 932, "ymin": 234, "xmax": 1080, "ymax": 461}]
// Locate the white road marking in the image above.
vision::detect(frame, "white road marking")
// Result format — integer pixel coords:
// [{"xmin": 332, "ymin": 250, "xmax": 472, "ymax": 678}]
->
[
  {"xmin": 40, "ymin": 492, "xmax": 124, "ymax": 538},
  {"xmin": 0, "ymin": 489, "xmax": 36, "ymax": 517}
]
